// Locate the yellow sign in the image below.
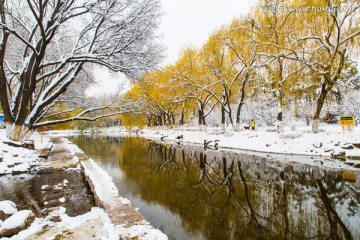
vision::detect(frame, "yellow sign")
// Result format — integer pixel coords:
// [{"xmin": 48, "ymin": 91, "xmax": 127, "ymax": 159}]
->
[
  {"xmin": 340, "ymin": 116, "xmax": 354, "ymax": 126},
  {"xmin": 340, "ymin": 116, "xmax": 354, "ymax": 133},
  {"xmin": 342, "ymin": 171, "xmax": 357, "ymax": 182}
]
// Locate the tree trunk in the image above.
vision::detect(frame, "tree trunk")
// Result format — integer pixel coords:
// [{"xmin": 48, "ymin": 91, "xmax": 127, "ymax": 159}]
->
[
  {"xmin": 180, "ymin": 103, "xmax": 186, "ymax": 128},
  {"xmin": 202, "ymin": 115, "xmax": 207, "ymax": 132},
  {"xmin": 198, "ymin": 108, "xmax": 203, "ymax": 131},
  {"xmin": 235, "ymin": 101, "xmax": 244, "ymax": 132},
  {"xmin": 157, "ymin": 115, "xmax": 162, "ymax": 126},
  {"xmin": 236, "ymin": 73, "xmax": 249, "ymax": 131},
  {"xmin": 171, "ymin": 112, "xmax": 175, "ymax": 128},
  {"xmin": 221, "ymin": 103, "xmax": 226, "ymax": 132},
  {"xmin": 6, "ymin": 123, "xmax": 33, "ymax": 142},
  {"xmin": 277, "ymin": 67, "xmax": 284, "ymax": 132},
  {"xmin": 294, "ymin": 92, "xmax": 300, "ymax": 118},
  {"xmin": 180, "ymin": 110, "xmax": 185, "ymax": 126},
  {"xmin": 275, "ymin": 58, "xmax": 284, "ymax": 132},
  {"xmin": 162, "ymin": 113, "xmax": 166, "ymax": 126},
  {"xmin": 312, "ymin": 82, "xmax": 329, "ymax": 133}
]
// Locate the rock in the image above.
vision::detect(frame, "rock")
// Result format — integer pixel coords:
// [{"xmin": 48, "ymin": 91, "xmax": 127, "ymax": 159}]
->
[
  {"xmin": 324, "ymin": 148, "xmax": 333, "ymax": 153},
  {"xmin": 353, "ymin": 143, "xmax": 360, "ymax": 149},
  {"xmin": 266, "ymin": 144, "xmax": 271, "ymax": 147},
  {"xmin": 354, "ymin": 164, "xmax": 360, "ymax": 168},
  {"xmin": 46, "ymin": 215, "xmax": 61, "ymax": 222},
  {"xmin": 331, "ymin": 151, "xmax": 346, "ymax": 159},
  {"xmin": 340, "ymin": 143, "xmax": 354, "ymax": 150},
  {"xmin": 0, "ymin": 157, "xmax": 2, "ymax": 162},
  {"xmin": 3, "ymin": 141, "xmax": 34, "ymax": 150},
  {"xmin": 0, "ymin": 201, "xmax": 18, "ymax": 221},
  {"xmin": 12, "ymin": 170, "xmax": 28, "ymax": 175},
  {"xmin": 23, "ymin": 141, "xmax": 35, "ymax": 150},
  {"xmin": 313, "ymin": 142, "xmax": 322, "ymax": 148},
  {"xmin": 38, "ymin": 148, "xmax": 51, "ymax": 159},
  {"xmin": 0, "ymin": 210, "xmax": 35, "ymax": 237}
]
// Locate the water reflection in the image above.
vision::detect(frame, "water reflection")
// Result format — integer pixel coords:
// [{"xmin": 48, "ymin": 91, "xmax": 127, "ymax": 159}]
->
[
  {"xmin": 71, "ymin": 135, "xmax": 360, "ymax": 240},
  {"xmin": 0, "ymin": 171, "xmax": 94, "ymax": 217}
]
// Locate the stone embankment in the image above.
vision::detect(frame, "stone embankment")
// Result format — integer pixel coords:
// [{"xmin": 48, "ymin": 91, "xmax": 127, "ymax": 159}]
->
[{"xmin": 0, "ymin": 136, "xmax": 166, "ymax": 239}]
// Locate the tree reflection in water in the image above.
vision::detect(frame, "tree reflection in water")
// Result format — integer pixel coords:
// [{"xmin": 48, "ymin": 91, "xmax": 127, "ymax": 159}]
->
[{"xmin": 71, "ymin": 135, "xmax": 360, "ymax": 240}]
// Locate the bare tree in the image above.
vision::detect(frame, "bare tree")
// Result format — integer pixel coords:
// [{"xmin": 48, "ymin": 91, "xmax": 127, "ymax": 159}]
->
[{"xmin": 0, "ymin": 0, "xmax": 163, "ymax": 141}]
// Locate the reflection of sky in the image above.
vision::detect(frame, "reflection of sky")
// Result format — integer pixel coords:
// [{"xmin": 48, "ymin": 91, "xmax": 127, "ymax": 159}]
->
[
  {"xmin": 87, "ymin": 149, "xmax": 202, "ymax": 240},
  {"xmin": 131, "ymin": 198, "xmax": 202, "ymax": 240},
  {"xmin": 75, "ymin": 136, "xmax": 360, "ymax": 239}
]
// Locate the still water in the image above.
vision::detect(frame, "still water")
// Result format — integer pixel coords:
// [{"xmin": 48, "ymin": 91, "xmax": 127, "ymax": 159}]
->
[{"xmin": 71, "ymin": 135, "xmax": 360, "ymax": 240}]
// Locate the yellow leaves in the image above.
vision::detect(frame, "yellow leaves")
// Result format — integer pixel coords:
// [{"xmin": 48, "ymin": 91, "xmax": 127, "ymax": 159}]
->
[{"xmin": 126, "ymin": 0, "xmax": 359, "ymax": 129}]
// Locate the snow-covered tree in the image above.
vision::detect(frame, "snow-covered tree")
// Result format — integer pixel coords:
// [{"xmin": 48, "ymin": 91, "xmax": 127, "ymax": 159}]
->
[
  {"xmin": 294, "ymin": 0, "xmax": 360, "ymax": 132},
  {"xmin": 0, "ymin": 0, "xmax": 163, "ymax": 141}
]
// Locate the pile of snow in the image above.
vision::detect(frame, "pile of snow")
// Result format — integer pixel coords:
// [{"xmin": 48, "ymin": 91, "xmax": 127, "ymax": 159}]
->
[
  {"xmin": 0, "ymin": 201, "xmax": 18, "ymax": 215},
  {"xmin": 7, "ymin": 207, "xmax": 119, "ymax": 239},
  {"xmin": 0, "ymin": 197, "xmax": 166, "ymax": 239},
  {"xmin": 117, "ymin": 221, "xmax": 168, "ymax": 240},
  {"xmin": 81, "ymin": 159, "xmax": 121, "ymax": 205},
  {"xmin": 0, "ymin": 130, "xmax": 53, "ymax": 175},
  {"xmin": 0, "ymin": 200, "xmax": 35, "ymax": 238},
  {"xmin": 0, "ymin": 210, "xmax": 34, "ymax": 232}
]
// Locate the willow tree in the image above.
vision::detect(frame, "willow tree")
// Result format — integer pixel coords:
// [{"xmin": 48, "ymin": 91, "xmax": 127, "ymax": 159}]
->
[
  {"xmin": 173, "ymin": 47, "xmax": 217, "ymax": 131},
  {"xmin": 250, "ymin": 0, "xmax": 309, "ymax": 131},
  {"xmin": 294, "ymin": 0, "xmax": 360, "ymax": 132},
  {"xmin": 201, "ymin": 29, "xmax": 236, "ymax": 131},
  {"xmin": 0, "ymin": 0, "xmax": 163, "ymax": 141}
]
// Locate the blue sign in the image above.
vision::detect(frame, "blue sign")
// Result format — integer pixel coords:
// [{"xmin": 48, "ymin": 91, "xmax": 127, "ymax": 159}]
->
[{"xmin": 0, "ymin": 115, "xmax": 4, "ymax": 122}]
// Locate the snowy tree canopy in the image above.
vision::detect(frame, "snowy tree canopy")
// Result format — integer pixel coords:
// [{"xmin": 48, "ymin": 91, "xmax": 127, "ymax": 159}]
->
[{"xmin": 0, "ymin": 0, "xmax": 163, "ymax": 140}]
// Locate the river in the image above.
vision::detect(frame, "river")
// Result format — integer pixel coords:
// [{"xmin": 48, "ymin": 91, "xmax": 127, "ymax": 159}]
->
[{"xmin": 70, "ymin": 135, "xmax": 360, "ymax": 240}]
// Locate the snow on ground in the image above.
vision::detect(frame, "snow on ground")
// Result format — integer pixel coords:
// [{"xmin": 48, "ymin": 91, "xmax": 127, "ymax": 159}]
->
[
  {"xmin": 0, "ymin": 130, "xmax": 52, "ymax": 175},
  {"xmin": 81, "ymin": 159, "xmax": 167, "ymax": 239},
  {"xmin": 138, "ymin": 125, "xmax": 360, "ymax": 158},
  {"xmin": 46, "ymin": 124, "xmax": 360, "ymax": 168},
  {"xmin": 0, "ymin": 210, "xmax": 33, "ymax": 232},
  {"xmin": 0, "ymin": 201, "xmax": 18, "ymax": 215},
  {"xmin": 0, "ymin": 129, "xmax": 168, "ymax": 239},
  {"xmin": 1, "ymin": 123, "xmax": 358, "ymax": 239},
  {"xmin": 9, "ymin": 207, "xmax": 118, "ymax": 240},
  {"xmin": 48, "ymin": 124, "xmax": 360, "ymax": 170},
  {"xmin": 48, "ymin": 124, "xmax": 360, "ymax": 160},
  {"xmin": 81, "ymin": 159, "xmax": 124, "ymax": 206},
  {"xmin": 133, "ymin": 125, "xmax": 360, "ymax": 170}
]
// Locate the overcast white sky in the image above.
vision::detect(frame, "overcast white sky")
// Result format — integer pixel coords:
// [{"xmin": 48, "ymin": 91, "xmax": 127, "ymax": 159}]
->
[
  {"xmin": 87, "ymin": 0, "xmax": 257, "ymax": 96},
  {"xmin": 160, "ymin": 0, "xmax": 256, "ymax": 65}
]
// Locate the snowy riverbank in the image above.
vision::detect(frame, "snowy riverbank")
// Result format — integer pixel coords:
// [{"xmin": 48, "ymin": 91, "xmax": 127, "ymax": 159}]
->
[
  {"xmin": 0, "ymin": 129, "xmax": 167, "ymax": 239},
  {"xmin": 138, "ymin": 125, "xmax": 360, "ymax": 158},
  {"xmin": 47, "ymin": 124, "xmax": 360, "ymax": 170}
]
